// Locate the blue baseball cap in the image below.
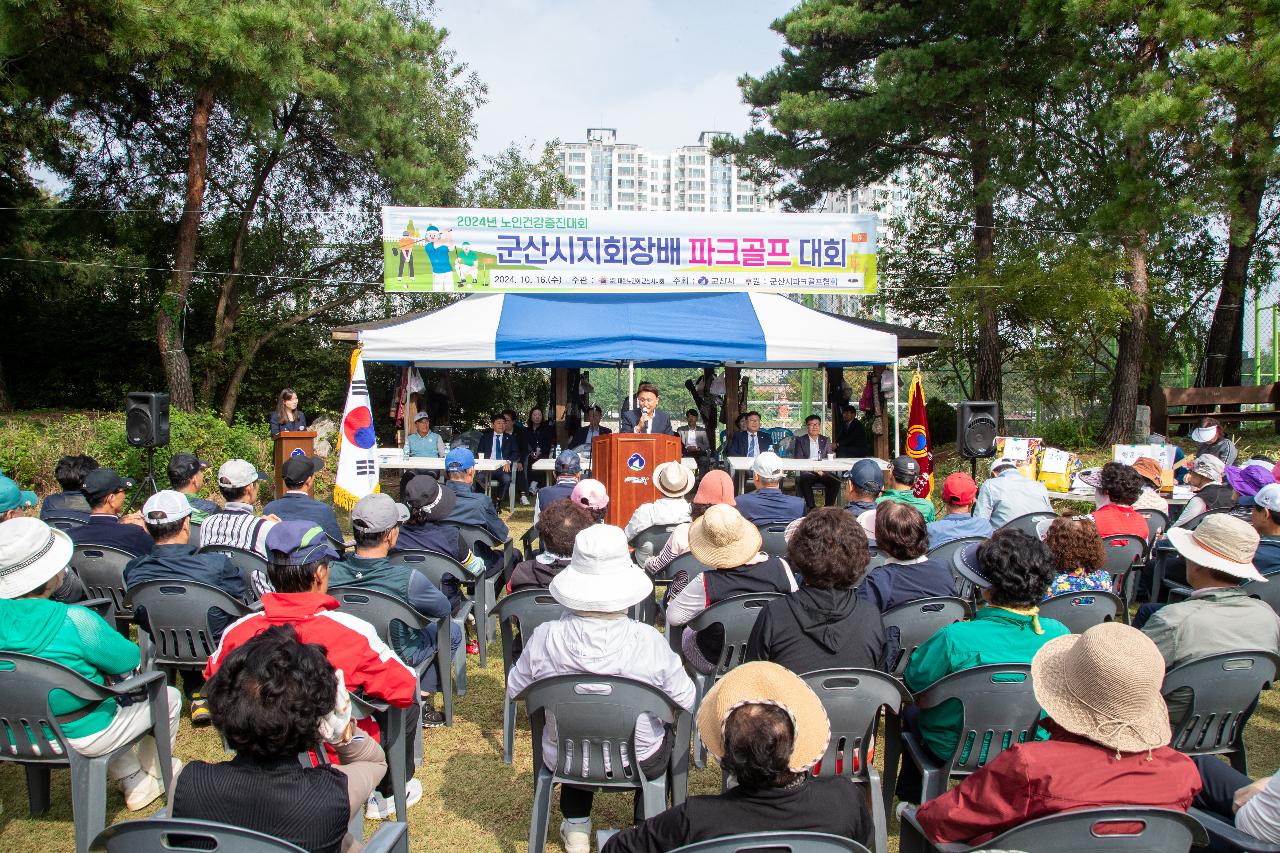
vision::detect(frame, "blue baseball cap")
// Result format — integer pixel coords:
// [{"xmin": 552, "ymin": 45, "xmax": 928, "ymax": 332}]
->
[
  {"xmin": 554, "ymin": 449, "xmax": 582, "ymax": 474},
  {"xmin": 445, "ymin": 447, "xmax": 475, "ymax": 472},
  {"xmin": 845, "ymin": 459, "xmax": 883, "ymax": 494},
  {"xmin": 0, "ymin": 474, "xmax": 37, "ymax": 513},
  {"xmin": 265, "ymin": 520, "xmax": 339, "ymax": 565}
]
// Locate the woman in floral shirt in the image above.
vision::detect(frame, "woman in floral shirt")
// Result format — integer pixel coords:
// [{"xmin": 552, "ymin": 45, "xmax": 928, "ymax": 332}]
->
[{"xmin": 1041, "ymin": 515, "xmax": 1112, "ymax": 599}]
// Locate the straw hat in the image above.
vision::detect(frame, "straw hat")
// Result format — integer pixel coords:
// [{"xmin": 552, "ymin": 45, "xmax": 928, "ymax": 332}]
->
[
  {"xmin": 1165, "ymin": 513, "xmax": 1266, "ymax": 582},
  {"xmin": 1031, "ymin": 622, "xmax": 1171, "ymax": 754},
  {"xmin": 689, "ymin": 504, "xmax": 762, "ymax": 568},
  {"xmin": 549, "ymin": 524, "xmax": 653, "ymax": 612},
  {"xmin": 692, "ymin": 470, "xmax": 735, "ymax": 506},
  {"xmin": 697, "ymin": 661, "xmax": 830, "ymax": 772},
  {"xmin": 654, "ymin": 462, "xmax": 694, "ymax": 498},
  {"xmin": 0, "ymin": 517, "xmax": 73, "ymax": 599}
]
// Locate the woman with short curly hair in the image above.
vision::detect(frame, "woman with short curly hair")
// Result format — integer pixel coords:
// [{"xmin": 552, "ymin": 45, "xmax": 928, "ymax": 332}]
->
[{"xmin": 1042, "ymin": 515, "xmax": 1112, "ymax": 600}]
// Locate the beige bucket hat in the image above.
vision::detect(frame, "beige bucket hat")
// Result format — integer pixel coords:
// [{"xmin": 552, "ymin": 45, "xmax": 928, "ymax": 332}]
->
[
  {"xmin": 689, "ymin": 504, "xmax": 762, "ymax": 569},
  {"xmin": 697, "ymin": 661, "xmax": 830, "ymax": 772},
  {"xmin": 654, "ymin": 461, "xmax": 694, "ymax": 498},
  {"xmin": 1165, "ymin": 513, "xmax": 1266, "ymax": 582}
]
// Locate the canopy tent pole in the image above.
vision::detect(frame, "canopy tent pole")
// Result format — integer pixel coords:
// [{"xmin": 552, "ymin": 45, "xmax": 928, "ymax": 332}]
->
[
  {"xmin": 820, "ymin": 367, "xmax": 828, "ymax": 432},
  {"xmin": 628, "ymin": 361, "xmax": 635, "ymax": 409},
  {"xmin": 892, "ymin": 360, "xmax": 900, "ymax": 458}
]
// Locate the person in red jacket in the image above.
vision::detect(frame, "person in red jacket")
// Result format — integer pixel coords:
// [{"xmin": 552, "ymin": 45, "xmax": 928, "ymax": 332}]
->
[
  {"xmin": 204, "ymin": 520, "xmax": 419, "ymax": 820},
  {"xmin": 912, "ymin": 622, "xmax": 1200, "ymax": 845},
  {"xmin": 1081, "ymin": 462, "xmax": 1152, "ymax": 540}
]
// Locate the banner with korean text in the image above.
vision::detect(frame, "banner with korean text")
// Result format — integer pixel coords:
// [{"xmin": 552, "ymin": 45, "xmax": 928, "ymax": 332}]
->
[{"xmin": 382, "ymin": 207, "xmax": 878, "ymax": 294}]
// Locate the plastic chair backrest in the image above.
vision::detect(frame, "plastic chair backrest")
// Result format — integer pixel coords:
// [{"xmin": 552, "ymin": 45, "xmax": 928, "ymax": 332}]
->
[
  {"xmin": 1162, "ymin": 649, "xmax": 1280, "ymax": 755},
  {"xmin": 1136, "ymin": 508, "xmax": 1169, "ymax": 544},
  {"xmin": 668, "ymin": 831, "xmax": 867, "ymax": 853},
  {"xmin": 766, "ymin": 427, "xmax": 794, "ymax": 445},
  {"xmin": 802, "ymin": 668, "xmax": 910, "ymax": 782},
  {"xmin": 196, "ymin": 545, "xmax": 269, "ymax": 602},
  {"xmin": 977, "ymin": 806, "xmax": 1208, "ymax": 853},
  {"xmin": 927, "ymin": 536, "xmax": 987, "ymax": 565},
  {"xmin": 89, "ymin": 817, "xmax": 308, "ymax": 852},
  {"xmin": 1101, "ymin": 533, "xmax": 1148, "ymax": 586},
  {"xmin": 688, "ymin": 593, "xmax": 784, "ymax": 678},
  {"xmin": 522, "ymin": 523, "xmax": 541, "ymax": 557},
  {"xmin": 658, "ymin": 551, "xmax": 714, "ymax": 584},
  {"xmin": 45, "ymin": 515, "xmax": 86, "ymax": 532},
  {"xmin": 328, "ymin": 586, "xmax": 431, "ymax": 646},
  {"xmin": 758, "ymin": 522, "xmax": 790, "ymax": 559},
  {"xmin": 521, "ymin": 674, "xmax": 681, "ymax": 787},
  {"xmin": 0, "ymin": 652, "xmax": 123, "ymax": 762},
  {"xmin": 880, "ymin": 596, "xmax": 972, "ymax": 677},
  {"xmin": 999, "ymin": 512, "xmax": 1057, "ymax": 537},
  {"xmin": 1038, "ymin": 590, "xmax": 1125, "ymax": 633},
  {"xmin": 630, "ymin": 524, "xmax": 678, "ymax": 558},
  {"xmin": 129, "ymin": 580, "xmax": 253, "ymax": 667},
  {"xmin": 1245, "ymin": 577, "xmax": 1280, "ymax": 616},
  {"xmin": 493, "ymin": 588, "xmax": 566, "ymax": 676},
  {"xmin": 914, "ymin": 663, "xmax": 1041, "ymax": 776},
  {"xmin": 443, "ymin": 520, "xmax": 504, "ymax": 551},
  {"xmin": 386, "ymin": 549, "xmax": 467, "ymax": 592},
  {"xmin": 70, "ymin": 544, "xmax": 136, "ymax": 620},
  {"xmin": 1183, "ymin": 508, "xmax": 1232, "ymax": 531}
]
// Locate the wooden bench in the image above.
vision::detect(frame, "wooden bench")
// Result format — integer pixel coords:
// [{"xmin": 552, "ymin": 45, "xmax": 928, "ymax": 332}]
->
[{"xmin": 1151, "ymin": 383, "xmax": 1280, "ymax": 434}]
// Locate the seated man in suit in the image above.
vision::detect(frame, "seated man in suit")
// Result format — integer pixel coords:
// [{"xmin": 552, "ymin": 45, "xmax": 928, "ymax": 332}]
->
[
  {"xmin": 570, "ymin": 404, "xmax": 612, "ymax": 448},
  {"xmin": 725, "ymin": 411, "xmax": 773, "ymax": 458},
  {"xmin": 475, "ymin": 411, "xmax": 519, "ymax": 508},
  {"xmin": 677, "ymin": 409, "xmax": 711, "ymax": 474},
  {"xmin": 735, "ymin": 452, "xmax": 806, "ymax": 526},
  {"xmin": 443, "ymin": 447, "xmax": 519, "ymax": 580},
  {"xmin": 619, "ymin": 382, "xmax": 675, "ymax": 435},
  {"xmin": 835, "ymin": 403, "xmax": 870, "ymax": 458},
  {"xmin": 793, "ymin": 414, "xmax": 837, "ymax": 510}
]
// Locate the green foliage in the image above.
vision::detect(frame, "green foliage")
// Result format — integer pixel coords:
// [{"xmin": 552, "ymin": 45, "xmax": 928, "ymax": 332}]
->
[
  {"xmin": 462, "ymin": 142, "xmax": 575, "ymax": 210},
  {"xmin": 923, "ymin": 396, "xmax": 957, "ymax": 446}
]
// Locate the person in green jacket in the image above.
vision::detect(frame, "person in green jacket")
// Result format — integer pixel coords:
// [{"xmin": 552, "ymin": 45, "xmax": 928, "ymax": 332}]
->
[
  {"xmin": 876, "ymin": 455, "xmax": 936, "ymax": 523},
  {"xmin": 0, "ymin": 517, "xmax": 182, "ymax": 811},
  {"xmin": 898, "ymin": 528, "xmax": 1068, "ymax": 803}
]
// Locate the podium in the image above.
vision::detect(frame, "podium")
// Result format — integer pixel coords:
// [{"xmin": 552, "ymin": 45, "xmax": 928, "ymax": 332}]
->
[
  {"xmin": 272, "ymin": 431, "xmax": 317, "ymax": 499},
  {"xmin": 591, "ymin": 433, "xmax": 682, "ymax": 527}
]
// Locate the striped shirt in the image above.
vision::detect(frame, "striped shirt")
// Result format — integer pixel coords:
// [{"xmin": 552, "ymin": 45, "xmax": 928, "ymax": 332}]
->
[{"xmin": 199, "ymin": 503, "xmax": 274, "ymax": 558}]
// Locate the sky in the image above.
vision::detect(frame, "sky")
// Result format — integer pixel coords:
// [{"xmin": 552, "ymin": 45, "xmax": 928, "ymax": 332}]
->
[{"xmin": 431, "ymin": 0, "xmax": 796, "ymax": 161}]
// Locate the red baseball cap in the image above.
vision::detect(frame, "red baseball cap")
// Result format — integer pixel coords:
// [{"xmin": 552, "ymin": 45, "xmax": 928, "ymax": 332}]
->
[{"xmin": 942, "ymin": 472, "xmax": 978, "ymax": 505}]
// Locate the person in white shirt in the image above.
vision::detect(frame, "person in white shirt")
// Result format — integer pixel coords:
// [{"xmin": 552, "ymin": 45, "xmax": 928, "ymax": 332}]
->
[
  {"xmin": 506, "ymin": 525, "xmax": 693, "ymax": 853},
  {"xmin": 623, "ymin": 462, "xmax": 694, "ymax": 563}
]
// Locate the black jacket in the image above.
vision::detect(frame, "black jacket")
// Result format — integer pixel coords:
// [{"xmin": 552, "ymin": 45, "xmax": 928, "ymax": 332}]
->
[{"xmin": 746, "ymin": 586, "xmax": 893, "ymax": 675}]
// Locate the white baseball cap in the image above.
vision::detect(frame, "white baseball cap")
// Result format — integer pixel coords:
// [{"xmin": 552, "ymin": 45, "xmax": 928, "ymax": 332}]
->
[
  {"xmin": 753, "ymin": 451, "xmax": 784, "ymax": 480},
  {"xmin": 1255, "ymin": 483, "xmax": 1280, "ymax": 514},
  {"xmin": 142, "ymin": 490, "xmax": 193, "ymax": 525},
  {"xmin": 218, "ymin": 458, "xmax": 268, "ymax": 490}
]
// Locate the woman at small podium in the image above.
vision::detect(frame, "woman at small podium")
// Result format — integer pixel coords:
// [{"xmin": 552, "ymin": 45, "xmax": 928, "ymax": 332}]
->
[{"xmin": 269, "ymin": 388, "xmax": 308, "ymax": 437}]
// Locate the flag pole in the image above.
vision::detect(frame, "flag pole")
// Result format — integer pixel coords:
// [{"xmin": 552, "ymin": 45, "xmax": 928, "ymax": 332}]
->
[{"xmin": 892, "ymin": 360, "xmax": 900, "ymax": 457}]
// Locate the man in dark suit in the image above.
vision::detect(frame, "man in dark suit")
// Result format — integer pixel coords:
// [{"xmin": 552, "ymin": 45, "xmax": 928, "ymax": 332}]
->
[
  {"xmin": 619, "ymin": 382, "xmax": 675, "ymax": 435},
  {"xmin": 475, "ymin": 411, "xmax": 520, "ymax": 507},
  {"xmin": 793, "ymin": 414, "xmax": 838, "ymax": 510},
  {"xmin": 724, "ymin": 411, "xmax": 773, "ymax": 458},
  {"xmin": 835, "ymin": 403, "xmax": 870, "ymax": 457},
  {"xmin": 570, "ymin": 405, "xmax": 613, "ymax": 448}
]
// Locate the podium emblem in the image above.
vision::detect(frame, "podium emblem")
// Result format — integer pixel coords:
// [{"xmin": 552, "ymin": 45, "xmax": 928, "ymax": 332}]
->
[
  {"xmin": 626, "ymin": 452, "xmax": 646, "ymax": 471},
  {"xmin": 290, "ymin": 448, "xmax": 306, "ymax": 458}
]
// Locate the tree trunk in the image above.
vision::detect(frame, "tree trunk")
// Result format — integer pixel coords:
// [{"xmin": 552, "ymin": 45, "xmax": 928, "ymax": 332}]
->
[
  {"xmin": 970, "ymin": 136, "xmax": 1001, "ymax": 407},
  {"xmin": 158, "ymin": 87, "xmax": 214, "ymax": 413},
  {"xmin": 0, "ymin": 355, "xmax": 11, "ymax": 412},
  {"xmin": 1099, "ymin": 240, "xmax": 1151, "ymax": 444}
]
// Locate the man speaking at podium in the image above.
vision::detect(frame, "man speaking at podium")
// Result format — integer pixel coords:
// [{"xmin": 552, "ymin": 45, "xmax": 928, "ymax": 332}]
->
[{"xmin": 620, "ymin": 382, "xmax": 675, "ymax": 435}]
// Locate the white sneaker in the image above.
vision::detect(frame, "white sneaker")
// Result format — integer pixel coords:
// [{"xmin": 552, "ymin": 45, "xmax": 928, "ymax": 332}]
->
[
  {"xmin": 520, "ymin": 495, "xmax": 530, "ymax": 506},
  {"xmin": 366, "ymin": 778, "xmax": 424, "ymax": 820},
  {"xmin": 560, "ymin": 819, "xmax": 591, "ymax": 853}
]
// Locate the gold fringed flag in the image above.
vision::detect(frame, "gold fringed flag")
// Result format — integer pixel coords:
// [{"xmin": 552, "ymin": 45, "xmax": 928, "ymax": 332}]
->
[
  {"xmin": 334, "ymin": 347, "xmax": 380, "ymax": 511},
  {"xmin": 906, "ymin": 370, "xmax": 934, "ymax": 499}
]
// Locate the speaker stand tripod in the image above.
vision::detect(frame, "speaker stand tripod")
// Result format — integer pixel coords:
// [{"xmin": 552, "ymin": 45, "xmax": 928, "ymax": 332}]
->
[{"xmin": 127, "ymin": 447, "xmax": 161, "ymax": 512}]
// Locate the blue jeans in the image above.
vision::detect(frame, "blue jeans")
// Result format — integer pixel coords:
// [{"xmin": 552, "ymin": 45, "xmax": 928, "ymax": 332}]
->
[{"xmin": 405, "ymin": 621, "xmax": 464, "ymax": 693}]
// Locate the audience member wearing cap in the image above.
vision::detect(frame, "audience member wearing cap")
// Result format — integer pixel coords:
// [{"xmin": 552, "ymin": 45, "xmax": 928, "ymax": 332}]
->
[
  {"xmin": 1250, "ymin": 483, "xmax": 1280, "ymax": 576},
  {"xmin": 506, "ymin": 525, "xmax": 694, "ymax": 853},
  {"xmin": 39, "ymin": 453, "xmax": 97, "ymax": 521},
  {"xmin": 1172, "ymin": 453, "xmax": 1234, "ymax": 528},
  {"xmin": 899, "ymin": 530, "xmax": 1068, "ymax": 800},
  {"xmin": 623, "ymin": 461, "xmax": 694, "ymax": 563},
  {"xmin": 793, "ymin": 414, "xmax": 839, "ymax": 510},
  {"xmin": 603, "ymin": 661, "xmax": 872, "ymax": 853},
  {"xmin": 404, "ymin": 411, "xmax": 446, "ymax": 459},
  {"xmin": 1192, "ymin": 417, "xmax": 1238, "ymax": 467},
  {"xmin": 508, "ymin": 499, "xmax": 596, "ymax": 596},
  {"xmin": 746, "ymin": 508, "xmax": 893, "ymax": 676},
  {"xmin": 330, "ymin": 493, "xmax": 460, "ymax": 728},
  {"xmin": 973, "ymin": 456, "xmax": 1054, "ymax": 528},
  {"xmin": 199, "ymin": 459, "xmax": 275, "ymax": 558},
  {"xmin": 261, "ymin": 454, "xmax": 344, "ymax": 554},
  {"xmin": 1041, "ymin": 515, "xmax": 1112, "ymax": 600},
  {"xmin": 0, "ymin": 471, "xmax": 38, "ymax": 522},
  {"xmin": 844, "ymin": 458, "xmax": 883, "ymax": 517},
  {"xmin": 0, "ymin": 517, "xmax": 183, "ymax": 811},
  {"xmin": 734, "ymin": 451, "xmax": 806, "ymax": 526},
  {"xmin": 206, "ymin": 520, "xmax": 419, "ymax": 819},
  {"xmin": 666, "ymin": 504, "xmax": 797, "ymax": 675},
  {"xmin": 173, "ymin": 626, "xmax": 387, "ymax": 853},
  {"xmin": 874, "ymin": 455, "xmax": 936, "ymax": 522},
  {"xmin": 913, "ymin": 623, "xmax": 1200, "ymax": 844},
  {"xmin": 644, "ymin": 469, "xmax": 736, "ymax": 577},
  {"xmin": 1130, "ymin": 456, "xmax": 1171, "ymax": 514},
  {"xmin": 1136, "ymin": 513, "xmax": 1280, "ymax": 724},
  {"xmin": 570, "ymin": 403, "xmax": 612, "ymax": 447},
  {"xmin": 926, "ymin": 472, "xmax": 992, "ymax": 550},
  {"xmin": 1080, "ymin": 462, "xmax": 1152, "ymax": 541},
  {"xmin": 570, "ymin": 477, "xmax": 610, "ymax": 523},
  {"xmin": 443, "ymin": 447, "xmax": 517, "ymax": 580},
  {"xmin": 69, "ymin": 467, "xmax": 155, "ymax": 558},
  {"xmin": 167, "ymin": 453, "xmax": 220, "ymax": 522},
  {"xmin": 533, "ymin": 449, "xmax": 582, "ymax": 525},
  {"xmin": 395, "ymin": 472, "xmax": 484, "ymax": 611},
  {"xmin": 860, "ymin": 502, "xmax": 958, "ymax": 613},
  {"xmin": 724, "ymin": 410, "xmax": 773, "ymax": 457}
]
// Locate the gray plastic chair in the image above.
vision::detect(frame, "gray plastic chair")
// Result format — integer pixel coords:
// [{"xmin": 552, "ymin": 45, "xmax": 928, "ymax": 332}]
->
[
  {"xmin": 880, "ymin": 596, "xmax": 973, "ymax": 678},
  {"xmin": 676, "ymin": 592, "xmax": 785, "ymax": 768},
  {"xmin": 0, "ymin": 652, "xmax": 175, "ymax": 853},
  {"xmin": 671, "ymin": 831, "xmax": 869, "ymax": 853},
  {"xmin": 1162, "ymin": 649, "xmax": 1280, "ymax": 773},
  {"xmin": 998, "ymin": 511, "xmax": 1057, "ymax": 537},
  {"xmin": 758, "ymin": 522, "xmax": 791, "ymax": 559},
  {"xmin": 928, "ymin": 537, "xmax": 988, "ymax": 603},
  {"xmin": 1245, "ymin": 576, "xmax": 1280, "ymax": 617},
  {"xmin": 803, "ymin": 669, "xmax": 912, "ymax": 853},
  {"xmin": 899, "ymin": 805, "xmax": 1207, "ymax": 853},
  {"xmin": 348, "ymin": 693, "xmax": 410, "ymax": 827},
  {"xmin": 493, "ymin": 588, "xmax": 566, "ymax": 764},
  {"xmin": 129, "ymin": 579, "xmax": 255, "ymax": 674},
  {"xmin": 631, "ymin": 523, "xmax": 679, "ymax": 567},
  {"xmin": 89, "ymin": 816, "xmax": 408, "ymax": 853},
  {"xmin": 1102, "ymin": 533, "xmax": 1149, "ymax": 617},
  {"xmin": 328, "ymin": 586, "xmax": 469, "ymax": 726},
  {"xmin": 1039, "ymin": 590, "xmax": 1125, "ymax": 633},
  {"xmin": 883, "ymin": 663, "xmax": 1040, "ymax": 805},
  {"xmin": 196, "ymin": 545, "xmax": 270, "ymax": 603},
  {"xmin": 517, "ymin": 674, "xmax": 692, "ymax": 853},
  {"xmin": 1189, "ymin": 806, "xmax": 1280, "ymax": 853},
  {"xmin": 656, "ymin": 551, "xmax": 714, "ymax": 584},
  {"xmin": 521, "ymin": 522, "xmax": 541, "ymax": 558},
  {"xmin": 1136, "ymin": 507, "xmax": 1170, "ymax": 545},
  {"xmin": 388, "ymin": 547, "xmax": 493, "ymax": 666},
  {"xmin": 45, "ymin": 515, "xmax": 87, "ymax": 532},
  {"xmin": 71, "ymin": 544, "xmax": 136, "ymax": 635}
]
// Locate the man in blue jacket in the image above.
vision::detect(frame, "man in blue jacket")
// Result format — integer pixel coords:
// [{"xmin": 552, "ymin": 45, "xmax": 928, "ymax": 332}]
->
[
  {"xmin": 262, "ymin": 455, "xmax": 344, "ymax": 553},
  {"xmin": 734, "ymin": 452, "xmax": 805, "ymax": 526},
  {"xmin": 70, "ymin": 468, "xmax": 154, "ymax": 558},
  {"xmin": 443, "ymin": 448, "xmax": 518, "ymax": 579}
]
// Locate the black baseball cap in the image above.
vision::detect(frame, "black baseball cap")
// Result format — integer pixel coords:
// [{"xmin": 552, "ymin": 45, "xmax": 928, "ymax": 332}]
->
[
  {"xmin": 82, "ymin": 468, "xmax": 135, "ymax": 504},
  {"xmin": 167, "ymin": 453, "xmax": 209, "ymax": 486},
  {"xmin": 891, "ymin": 455, "xmax": 921, "ymax": 484},
  {"xmin": 281, "ymin": 454, "xmax": 325, "ymax": 487}
]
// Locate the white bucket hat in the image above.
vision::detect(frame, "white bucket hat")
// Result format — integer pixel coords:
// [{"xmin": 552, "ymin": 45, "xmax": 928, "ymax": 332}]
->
[
  {"xmin": 654, "ymin": 461, "xmax": 694, "ymax": 498},
  {"xmin": 1165, "ymin": 513, "xmax": 1266, "ymax": 582},
  {"xmin": 0, "ymin": 517, "xmax": 73, "ymax": 599},
  {"xmin": 549, "ymin": 524, "xmax": 653, "ymax": 612}
]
